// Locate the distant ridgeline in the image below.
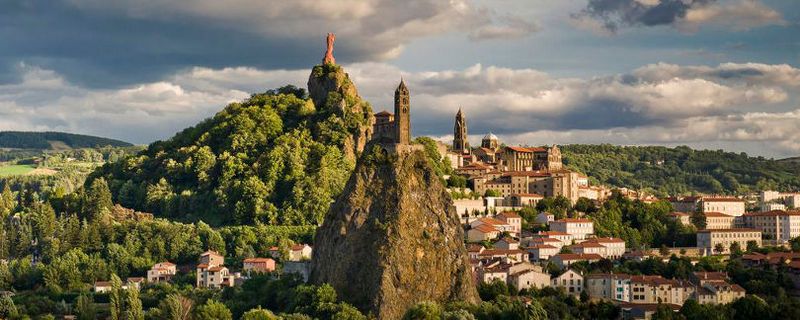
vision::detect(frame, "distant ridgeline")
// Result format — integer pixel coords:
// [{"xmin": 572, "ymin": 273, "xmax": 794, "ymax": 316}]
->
[
  {"xmin": 561, "ymin": 144, "xmax": 800, "ymax": 196},
  {"xmin": 0, "ymin": 131, "xmax": 133, "ymax": 149},
  {"xmin": 89, "ymin": 62, "xmax": 376, "ymax": 226}
]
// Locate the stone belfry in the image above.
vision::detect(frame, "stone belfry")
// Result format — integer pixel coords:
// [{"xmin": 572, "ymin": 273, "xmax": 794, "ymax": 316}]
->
[
  {"xmin": 453, "ymin": 108, "xmax": 469, "ymax": 153},
  {"xmin": 394, "ymin": 78, "xmax": 411, "ymax": 145}
]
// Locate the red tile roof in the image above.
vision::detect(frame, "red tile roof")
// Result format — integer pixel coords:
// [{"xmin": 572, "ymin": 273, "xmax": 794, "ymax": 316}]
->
[
  {"xmin": 472, "ymin": 224, "xmax": 499, "ymax": 233},
  {"xmin": 538, "ymin": 231, "xmax": 571, "ymax": 236},
  {"xmin": 243, "ymin": 258, "xmax": 275, "ymax": 263},
  {"xmin": 587, "ymin": 237, "xmax": 625, "ymax": 243},
  {"xmin": 527, "ymin": 244, "xmax": 558, "ymax": 249},
  {"xmin": 697, "ymin": 228, "xmax": 760, "ymax": 233},
  {"xmin": 476, "ymin": 217, "xmax": 508, "ymax": 226},
  {"xmin": 703, "ymin": 212, "xmax": 733, "ymax": 217},
  {"xmin": 702, "ymin": 197, "xmax": 744, "ymax": 202},
  {"xmin": 496, "ymin": 211, "xmax": 521, "ymax": 219},
  {"xmin": 506, "ymin": 146, "xmax": 534, "ymax": 153},
  {"xmin": 744, "ymin": 210, "xmax": 800, "ymax": 217},
  {"xmin": 554, "ymin": 218, "xmax": 593, "ymax": 223},
  {"xmin": 571, "ymin": 242, "xmax": 605, "ymax": 248},
  {"xmin": 553, "ymin": 253, "xmax": 603, "ymax": 261}
]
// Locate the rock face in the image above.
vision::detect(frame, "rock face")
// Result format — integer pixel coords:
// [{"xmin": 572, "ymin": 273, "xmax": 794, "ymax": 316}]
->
[
  {"xmin": 310, "ymin": 145, "xmax": 480, "ymax": 319},
  {"xmin": 307, "ymin": 63, "xmax": 374, "ymax": 161}
]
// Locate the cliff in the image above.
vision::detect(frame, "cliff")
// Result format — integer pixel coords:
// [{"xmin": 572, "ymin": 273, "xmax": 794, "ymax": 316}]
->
[
  {"xmin": 310, "ymin": 144, "xmax": 480, "ymax": 319},
  {"xmin": 308, "ymin": 63, "xmax": 374, "ymax": 161}
]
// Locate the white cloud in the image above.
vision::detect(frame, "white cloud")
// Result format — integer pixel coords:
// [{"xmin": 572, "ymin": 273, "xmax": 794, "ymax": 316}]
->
[
  {"xmin": 681, "ymin": 0, "xmax": 787, "ymax": 32},
  {"xmin": 1, "ymin": 60, "xmax": 798, "ymax": 157}
]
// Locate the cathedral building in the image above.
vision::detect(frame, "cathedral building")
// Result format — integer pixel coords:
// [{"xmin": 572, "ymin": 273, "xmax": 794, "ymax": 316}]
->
[{"xmin": 453, "ymin": 108, "xmax": 469, "ymax": 154}]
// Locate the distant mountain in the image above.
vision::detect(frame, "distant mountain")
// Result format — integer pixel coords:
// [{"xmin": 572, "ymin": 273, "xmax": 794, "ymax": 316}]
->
[
  {"xmin": 0, "ymin": 131, "xmax": 133, "ymax": 149},
  {"xmin": 779, "ymin": 157, "xmax": 800, "ymax": 164},
  {"xmin": 561, "ymin": 144, "xmax": 800, "ymax": 196}
]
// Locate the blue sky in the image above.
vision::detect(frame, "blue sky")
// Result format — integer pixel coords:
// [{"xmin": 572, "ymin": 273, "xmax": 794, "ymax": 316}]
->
[{"xmin": 0, "ymin": 0, "xmax": 798, "ymax": 157}]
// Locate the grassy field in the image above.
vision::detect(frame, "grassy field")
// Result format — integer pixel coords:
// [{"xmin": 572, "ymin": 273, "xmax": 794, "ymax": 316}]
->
[{"xmin": 0, "ymin": 164, "xmax": 36, "ymax": 177}]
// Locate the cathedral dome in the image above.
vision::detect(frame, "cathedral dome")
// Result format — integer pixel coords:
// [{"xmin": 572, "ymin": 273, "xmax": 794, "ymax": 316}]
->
[{"xmin": 483, "ymin": 133, "xmax": 498, "ymax": 141}]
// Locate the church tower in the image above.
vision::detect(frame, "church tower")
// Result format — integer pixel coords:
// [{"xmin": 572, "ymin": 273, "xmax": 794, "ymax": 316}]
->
[
  {"xmin": 394, "ymin": 78, "xmax": 411, "ymax": 145},
  {"xmin": 453, "ymin": 108, "xmax": 468, "ymax": 153}
]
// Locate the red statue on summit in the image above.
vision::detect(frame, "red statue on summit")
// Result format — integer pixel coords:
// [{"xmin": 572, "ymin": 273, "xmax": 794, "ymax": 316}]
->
[{"xmin": 323, "ymin": 33, "xmax": 336, "ymax": 65}]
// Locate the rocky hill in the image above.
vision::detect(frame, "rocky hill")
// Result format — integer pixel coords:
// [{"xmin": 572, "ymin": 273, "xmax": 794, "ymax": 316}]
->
[
  {"xmin": 88, "ymin": 63, "xmax": 374, "ymax": 225},
  {"xmin": 311, "ymin": 144, "xmax": 479, "ymax": 319}
]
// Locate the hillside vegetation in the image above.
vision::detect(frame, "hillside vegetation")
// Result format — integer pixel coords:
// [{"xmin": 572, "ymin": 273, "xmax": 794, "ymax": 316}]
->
[
  {"xmin": 0, "ymin": 131, "xmax": 132, "ymax": 149},
  {"xmin": 90, "ymin": 73, "xmax": 376, "ymax": 226},
  {"xmin": 562, "ymin": 144, "xmax": 800, "ymax": 196}
]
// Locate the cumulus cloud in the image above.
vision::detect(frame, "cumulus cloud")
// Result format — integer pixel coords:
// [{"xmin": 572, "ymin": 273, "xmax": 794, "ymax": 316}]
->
[
  {"xmin": 1, "ymin": 61, "xmax": 798, "ymax": 157},
  {"xmin": 571, "ymin": 0, "xmax": 785, "ymax": 34}
]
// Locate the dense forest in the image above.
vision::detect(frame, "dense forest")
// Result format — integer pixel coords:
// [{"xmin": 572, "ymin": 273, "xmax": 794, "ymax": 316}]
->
[
  {"xmin": 561, "ymin": 144, "xmax": 800, "ymax": 196},
  {"xmin": 0, "ymin": 132, "xmax": 132, "ymax": 150}
]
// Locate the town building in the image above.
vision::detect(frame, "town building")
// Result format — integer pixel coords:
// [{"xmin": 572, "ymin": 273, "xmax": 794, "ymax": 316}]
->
[
  {"xmin": 550, "ymin": 218, "xmax": 594, "ymax": 240},
  {"xmin": 495, "ymin": 211, "xmax": 522, "ymax": 234},
  {"xmin": 696, "ymin": 229, "xmax": 762, "ymax": 256},
  {"xmin": 741, "ymin": 210, "xmax": 800, "ymax": 244},
  {"xmin": 761, "ymin": 191, "xmax": 800, "ymax": 208},
  {"xmin": 668, "ymin": 212, "xmax": 691, "ymax": 225},
  {"xmin": 289, "ymin": 244, "xmax": 313, "ymax": 261},
  {"xmin": 550, "ymin": 253, "xmax": 602, "ymax": 269},
  {"xmin": 526, "ymin": 244, "xmax": 559, "ymax": 261},
  {"xmin": 534, "ymin": 212, "xmax": 555, "ymax": 225},
  {"xmin": 494, "ymin": 238, "xmax": 519, "ymax": 250},
  {"xmin": 196, "ymin": 251, "xmax": 238, "ymax": 288},
  {"xmin": 467, "ymin": 224, "xmax": 500, "ymax": 242},
  {"xmin": 701, "ymin": 198, "xmax": 746, "ymax": 217},
  {"xmin": 243, "ymin": 258, "xmax": 276, "ymax": 275},
  {"xmin": 570, "ymin": 237, "xmax": 626, "ymax": 259},
  {"xmin": 585, "ymin": 273, "xmax": 632, "ymax": 302},
  {"xmin": 551, "ymin": 269, "xmax": 584, "ymax": 295},
  {"xmin": 147, "ymin": 261, "xmax": 177, "ymax": 283},
  {"xmin": 703, "ymin": 212, "xmax": 735, "ymax": 230}
]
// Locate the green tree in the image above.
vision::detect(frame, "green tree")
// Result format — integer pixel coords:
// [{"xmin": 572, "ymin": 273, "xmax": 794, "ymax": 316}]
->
[
  {"xmin": 0, "ymin": 295, "xmax": 17, "ymax": 319},
  {"xmin": 109, "ymin": 274, "xmax": 124, "ymax": 320},
  {"xmin": 241, "ymin": 307, "xmax": 279, "ymax": 320},
  {"xmin": 484, "ymin": 189, "xmax": 501, "ymax": 197},
  {"xmin": 85, "ymin": 178, "xmax": 113, "ymax": 221},
  {"xmin": 0, "ymin": 183, "xmax": 14, "ymax": 217},
  {"xmin": 196, "ymin": 299, "xmax": 232, "ymax": 320},
  {"xmin": 402, "ymin": 301, "xmax": 443, "ymax": 320},
  {"xmin": 714, "ymin": 243, "xmax": 725, "ymax": 255},
  {"xmin": 126, "ymin": 285, "xmax": 144, "ymax": 320},
  {"xmin": 730, "ymin": 242, "xmax": 742, "ymax": 256},
  {"xmin": 163, "ymin": 294, "xmax": 194, "ymax": 320},
  {"xmin": 75, "ymin": 294, "xmax": 96, "ymax": 320}
]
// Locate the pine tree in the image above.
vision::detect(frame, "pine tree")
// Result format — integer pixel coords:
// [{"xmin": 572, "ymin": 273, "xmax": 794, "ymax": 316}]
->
[
  {"xmin": 75, "ymin": 294, "xmax": 96, "ymax": 320},
  {"xmin": 126, "ymin": 285, "xmax": 144, "ymax": 320},
  {"xmin": 85, "ymin": 178, "xmax": 113, "ymax": 221},
  {"xmin": 109, "ymin": 274, "xmax": 124, "ymax": 320},
  {"xmin": 0, "ymin": 183, "xmax": 14, "ymax": 217}
]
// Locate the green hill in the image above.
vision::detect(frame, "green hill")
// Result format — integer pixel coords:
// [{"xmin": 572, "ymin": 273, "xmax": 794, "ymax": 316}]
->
[
  {"xmin": 561, "ymin": 144, "xmax": 800, "ymax": 196},
  {"xmin": 0, "ymin": 131, "xmax": 132, "ymax": 149},
  {"xmin": 89, "ymin": 64, "xmax": 374, "ymax": 226}
]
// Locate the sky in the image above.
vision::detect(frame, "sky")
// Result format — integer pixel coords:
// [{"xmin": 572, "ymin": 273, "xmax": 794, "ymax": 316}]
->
[{"xmin": 0, "ymin": 0, "xmax": 798, "ymax": 158}]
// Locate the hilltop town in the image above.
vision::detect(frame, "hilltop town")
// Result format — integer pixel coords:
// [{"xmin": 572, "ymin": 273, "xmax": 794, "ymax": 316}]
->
[{"xmin": 0, "ymin": 34, "xmax": 799, "ymax": 320}]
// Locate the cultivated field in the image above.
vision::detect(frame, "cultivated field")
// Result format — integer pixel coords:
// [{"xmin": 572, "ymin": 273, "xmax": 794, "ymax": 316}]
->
[{"xmin": 0, "ymin": 164, "xmax": 36, "ymax": 177}]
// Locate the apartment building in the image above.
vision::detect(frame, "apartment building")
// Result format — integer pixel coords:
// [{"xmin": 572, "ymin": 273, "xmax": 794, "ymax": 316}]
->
[
  {"xmin": 550, "ymin": 218, "xmax": 594, "ymax": 240},
  {"xmin": 696, "ymin": 229, "xmax": 762, "ymax": 256},
  {"xmin": 741, "ymin": 210, "xmax": 800, "ymax": 244}
]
